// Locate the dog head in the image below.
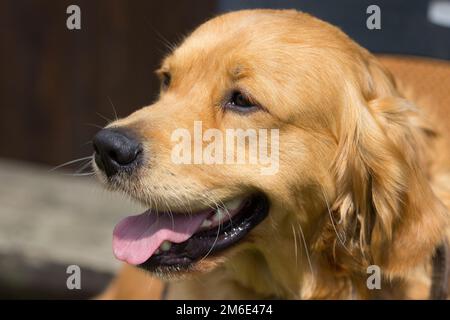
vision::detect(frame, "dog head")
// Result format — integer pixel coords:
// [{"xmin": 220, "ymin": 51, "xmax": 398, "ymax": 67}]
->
[{"xmin": 93, "ymin": 10, "xmax": 447, "ymax": 296}]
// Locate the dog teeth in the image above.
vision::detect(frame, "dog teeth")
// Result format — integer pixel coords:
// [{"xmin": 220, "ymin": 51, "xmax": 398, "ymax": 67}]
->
[
  {"xmin": 201, "ymin": 219, "xmax": 212, "ymax": 228},
  {"xmin": 212, "ymin": 207, "xmax": 226, "ymax": 223},
  {"xmin": 199, "ymin": 197, "xmax": 245, "ymax": 229},
  {"xmin": 223, "ymin": 198, "xmax": 243, "ymax": 211},
  {"xmin": 160, "ymin": 240, "xmax": 172, "ymax": 251},
  {"xmin": 211, "ymin": 198, "xmax": 245, "ymax": 224}
]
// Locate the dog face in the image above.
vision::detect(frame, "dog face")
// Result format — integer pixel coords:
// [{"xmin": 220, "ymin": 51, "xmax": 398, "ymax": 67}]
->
[{"xmin": 93, "ymin": 10, "xmax": 447, "ymax": 285}]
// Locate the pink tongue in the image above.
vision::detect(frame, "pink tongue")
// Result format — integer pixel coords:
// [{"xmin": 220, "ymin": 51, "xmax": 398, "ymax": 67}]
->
[{"xmin": 113, "ymin": 210, "xmax": 210, "ymax": 265}]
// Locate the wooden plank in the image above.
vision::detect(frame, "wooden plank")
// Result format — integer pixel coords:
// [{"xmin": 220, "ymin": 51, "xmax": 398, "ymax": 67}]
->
[{"xmin": 0, "ymin": 159, "xmax": 144, "ymax": 298}]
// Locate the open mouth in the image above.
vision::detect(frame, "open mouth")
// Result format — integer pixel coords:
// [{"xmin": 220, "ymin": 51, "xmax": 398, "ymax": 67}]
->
[{"xmin": 112, "ymin": 193, "xmax": 269, "ymax": 272}]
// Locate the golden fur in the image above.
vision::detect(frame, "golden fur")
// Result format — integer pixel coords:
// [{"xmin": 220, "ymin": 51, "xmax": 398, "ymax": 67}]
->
[{"xmin": 97, "ymin": 10, "xmax": 450, "ymax": 299}]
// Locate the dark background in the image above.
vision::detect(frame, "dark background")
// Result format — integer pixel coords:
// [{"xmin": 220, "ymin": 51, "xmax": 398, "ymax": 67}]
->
[
  {"xmin": 0, "ymin": 0, "xmax": 216, "ymax": 166},
  {"xmin": 1, "ymin": 0, "xmax": 449, "ymax": 168}
]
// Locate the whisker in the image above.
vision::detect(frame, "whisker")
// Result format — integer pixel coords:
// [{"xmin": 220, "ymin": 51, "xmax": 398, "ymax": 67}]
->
[
  {"xmin": 107, "ymin": 96, "xmax": 119, "ymax": 121},
  {"xmin": 216, "ymin": 197, "xmax": 234, "ymax": 229},
  {"xmin": 297, "ymin": 221, "xmax": 314, "ymax": 278},
  {"xmin": 75, "ymin": 161, "xmax": 92, "ymax": 174},
  {"xmin": 83, "ymin": 123, "xmax": 104, "ymax": 130},
  {"xmin": 64, "ymin": 172, "xmax": 95, "ymax": 177},
  {"xmin": 168, "ymin": 207, "xmax": 175, "ymax": 232},
  {"xmin": 96, "ymin": 112, "xmax": 113, "ymax": 124},
  {"xmin": 81, "ymin": 140, "xmax": 93, "ymax": 147},
  {"xmin": 199, "ymin": 201, "xmax": 221, "ymax": 263},
  {"xmin": 168, "ymin": 184, "xmax": 192, "ymax": 219},
  {"xmin": 320, "ymin": 187, "xmax": 352, "ymax": 255},
  {"xmin": 201, "ymin": 194, "xmax": 234, "ymax": 230},
  {"xmin": 151, "ymin": 26, "xmax": 177, "ymax": 52},
  {"xmin": 50, "ymin": 156, "xmax": 93, "ymax": 172},
  {"xmin": 151, "ymin": 192, "xmax": 161, "ymax": 225},
  {"xmin": 142, "ymin": 185, "xmax": 155, "ymax": 215},
  {"xmin": 291, "ymin": 224, "xmax": 299, "ymax": 269}
]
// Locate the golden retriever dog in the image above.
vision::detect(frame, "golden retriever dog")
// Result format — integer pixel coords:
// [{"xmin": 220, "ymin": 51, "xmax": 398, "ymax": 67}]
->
[{"xmin": 93, "ymin": 9, "xmax": 450, "ymax": 299}]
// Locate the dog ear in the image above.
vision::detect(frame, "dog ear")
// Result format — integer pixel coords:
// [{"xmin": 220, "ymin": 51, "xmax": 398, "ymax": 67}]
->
[{"xmin": 330, "ymin": 58, "xmax": 448, "ymax": 278}]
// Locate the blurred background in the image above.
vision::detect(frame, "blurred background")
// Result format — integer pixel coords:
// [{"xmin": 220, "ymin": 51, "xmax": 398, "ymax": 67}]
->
[{"xmin": 0, "ymin": 0, "xmax": 449, "ymax": 299}]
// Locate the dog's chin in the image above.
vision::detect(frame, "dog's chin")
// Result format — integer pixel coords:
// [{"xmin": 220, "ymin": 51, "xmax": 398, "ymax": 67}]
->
[{"xmin": 148, "ymin": 255, "xmax": 226, "ymax": 281}]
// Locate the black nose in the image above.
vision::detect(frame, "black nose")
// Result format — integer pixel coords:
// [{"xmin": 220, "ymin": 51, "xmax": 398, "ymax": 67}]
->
[{"xmin": 93, "ymin": 128, "xmax": 142, "ymax": 177}]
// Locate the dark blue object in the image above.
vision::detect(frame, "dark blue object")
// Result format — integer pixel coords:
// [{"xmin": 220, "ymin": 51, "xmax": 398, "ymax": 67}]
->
[{"xmin": 218, "ymin": 0, "xmax": 450, "ymax": 60}]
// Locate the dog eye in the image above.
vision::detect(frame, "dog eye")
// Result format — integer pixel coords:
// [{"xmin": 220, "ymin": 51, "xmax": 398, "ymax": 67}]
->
[
  {"xmin": 161, "ymin": 72, "xmax": 171, "ymax": 90},
  {"xmin": 225, "ymin": 91, "xmax": 258, "ymax": 112}
]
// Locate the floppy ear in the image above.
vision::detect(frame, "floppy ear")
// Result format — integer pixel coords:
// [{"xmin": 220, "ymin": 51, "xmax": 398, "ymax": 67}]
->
[{"xmin": 330, "ymin": 59, "xmax": 448, "ymax": 278}]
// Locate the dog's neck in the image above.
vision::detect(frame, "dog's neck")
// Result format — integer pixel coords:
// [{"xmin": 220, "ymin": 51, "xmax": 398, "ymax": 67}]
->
[
  {"xmin": 219, "ymin": 246, "xmax": 449, "ymax": 299},
  {"xmin": 166, "ymin": 239, "xmax": 448, "ymax": 299}
]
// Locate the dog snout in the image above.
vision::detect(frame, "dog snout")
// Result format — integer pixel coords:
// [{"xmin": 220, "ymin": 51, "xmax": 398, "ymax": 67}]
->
[{"xmin": 93, "ymin": 128, "xmax": 142, "ymax": 177}]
